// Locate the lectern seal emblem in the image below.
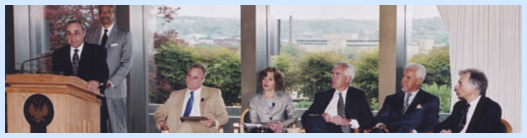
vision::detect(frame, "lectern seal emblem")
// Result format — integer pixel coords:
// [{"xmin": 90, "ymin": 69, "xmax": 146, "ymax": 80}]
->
[{"xmin": 23, "ymin": 94, "xmax": 54, "ymax": 133}]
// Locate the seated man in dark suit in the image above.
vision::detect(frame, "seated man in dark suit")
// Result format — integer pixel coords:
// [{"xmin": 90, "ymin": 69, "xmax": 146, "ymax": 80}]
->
[
  {"xmin": 372, "ymin": 64, "xmax": 439, "ymax": 133},
  {"xmin": 435, "ymin": 69, "xmax": 504, "ymax": 133},
  {"xmin": 51, "ymin": 20, "xmax": 109, "ymax": 92},
  {"xmin": 301, "ymin": 62, "xmax": 373, "ymax": 133}
]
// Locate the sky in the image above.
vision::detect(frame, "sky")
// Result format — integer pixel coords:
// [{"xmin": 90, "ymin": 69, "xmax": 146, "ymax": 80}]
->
[{"xmin": 174, "ymin": 5, "xmax": 441, "ymax": 20}]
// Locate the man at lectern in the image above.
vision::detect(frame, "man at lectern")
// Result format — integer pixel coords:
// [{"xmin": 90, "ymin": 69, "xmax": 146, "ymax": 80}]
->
[{"xmin": 51, "ymin": 20, "xmax": 109, "ymax": 92}]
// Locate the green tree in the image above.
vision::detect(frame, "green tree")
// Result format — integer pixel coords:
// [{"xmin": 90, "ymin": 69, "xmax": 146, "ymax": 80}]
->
[
  {"xmin": 409, "ymin": 46, "xmax": 451, "ymax": 113},
  {"xmin": 352, "ymin": 48, "xmax": 379, "ymax": 111},
  {"xmin": 298, "ymin": 51, "xmax": 347, "ymax": 99},
  {"xmin": 151, "ymin": 42, "xmax": 241, "ymax": 105},
  {"xmin": 421, "ymin": 83, "xmax": 451, "ymax": 113},
  {"xmin": 409, "ymin": 47, "xmax": 450, "ymax": 86}
]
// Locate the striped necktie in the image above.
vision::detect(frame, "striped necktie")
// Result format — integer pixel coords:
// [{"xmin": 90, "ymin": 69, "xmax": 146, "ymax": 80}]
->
[{"xmin": 338, "ymin": 93, "xmax": 351, "ymax": 133}]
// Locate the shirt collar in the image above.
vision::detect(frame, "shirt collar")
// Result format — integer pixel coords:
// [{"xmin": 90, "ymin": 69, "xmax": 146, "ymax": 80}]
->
[
  {"xmin": 102, "ymin": 23, "xmax": 115, "ymax": 34},
  {"xmin": 187, "ymin": 86, "xmax": 202, "ymax": 94},
  {"xmin": 468, "ymin": 95, "xmax": 482, "ymax": 107},
  {"xmin": 71, "ymin": 43, "xmax": 84, "ymax": 52}
]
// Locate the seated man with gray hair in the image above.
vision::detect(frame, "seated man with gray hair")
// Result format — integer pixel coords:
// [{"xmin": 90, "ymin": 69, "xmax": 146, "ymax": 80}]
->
[
  {"xmin": 372, "ymin": 63, "xmax": 439, "ymax": 133},
  {"xmin": 301, "ymin": 62, "xmax": 374, "ymax": 133},
  {"xmin": 435, "ymin": 69, "xmax": 504, "ymax": 133}
]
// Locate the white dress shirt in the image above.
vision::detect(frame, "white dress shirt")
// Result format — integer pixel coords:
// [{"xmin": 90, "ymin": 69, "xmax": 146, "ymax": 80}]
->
[
  {"xmin": 404, "ymin": 89, "xmax": 420, "ymax": 109},
  {"xmin": 179, "ymin": 87, "xmax": 219, "ymax": 129},
  {"xmin": 70, "ymin": 43, "xmax": 84, "ymax": 62},
  {"xmin": 324, "ymin": 87, "xmax": 348, "ymax": 117},
  {"xmin": 180, "ymin": 87, "xmax": 202, "ymax": 117},
  {"xmin": 460, "ymin": 96, "xmax": 482, "ymax": 133}
]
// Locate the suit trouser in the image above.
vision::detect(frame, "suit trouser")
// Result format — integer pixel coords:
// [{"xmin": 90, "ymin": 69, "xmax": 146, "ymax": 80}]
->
[
  {"xmin": 106, "ymin": 97, "xmax": 127, "ymax": 133},
  {"xmin": 304, "ymin": 116, "xmax": 348, "ymax": 133},
  {"xmin": 174, "ymin": 121, "xmax": 216, "ymax": 133}
]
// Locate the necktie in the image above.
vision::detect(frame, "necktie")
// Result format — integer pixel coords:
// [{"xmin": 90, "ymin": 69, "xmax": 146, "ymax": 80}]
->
[
  {"xmin": 183, "ymin": 91, "xmax": 194, "ymax": 117},
  {"xmin": 101, "ymin": 29, "xmax": 108, "ymax": 47},
  {"xmin": 72, "ymin": 49, "xmax": 79, "ymax": 75},
  {"xmin": 338, "ymin": 93, "xmax": 351, "ymax": 133},
  {"xmin": 458, "ymin": 102, "xmax": 470, "ymax": 132},
  {"xmin": 403, "ymin": 93, "xmax": 412, "ymax": 112}
]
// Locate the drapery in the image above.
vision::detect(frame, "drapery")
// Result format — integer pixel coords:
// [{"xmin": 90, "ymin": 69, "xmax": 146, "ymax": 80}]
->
[{"xmin": 437, "ymin": 5, "xmax": 522, "ymax": 133}]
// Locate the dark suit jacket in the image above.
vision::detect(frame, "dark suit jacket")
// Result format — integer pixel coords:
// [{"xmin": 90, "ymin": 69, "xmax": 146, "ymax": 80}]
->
[
  {"xmin": 434, "ymin": 97, "xmax": 504, "ymax": 133},
  {"xmin": 51, "ymin": 42, "xmax": 109, "ymax": 83},
  {"xmin": 301, "ymin": 87, "xmax": 374, "ymax": 131},
  {"xmin": 373, "ymin": 89, "xmax": 439, "ymax": 133}
]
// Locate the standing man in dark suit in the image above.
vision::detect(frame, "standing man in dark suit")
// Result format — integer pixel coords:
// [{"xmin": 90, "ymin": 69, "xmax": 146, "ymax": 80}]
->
[
  {"xmin": 372, "ymin": 64, "xmax": 439, "ymax": 133},
  {"xmin": 85, "ymin": 5, "xmax": 132, "ymax": 133},
  {"xmin": 301, "ymin": 62, "xmax": 373, "ymax": 133},
  {"xmin": 52, "ymin": 20, "xmax": 109, "ymax": 92},
  {"xmin": 435, "ymin": 69, "xmax": 504, "ymax": 133}
]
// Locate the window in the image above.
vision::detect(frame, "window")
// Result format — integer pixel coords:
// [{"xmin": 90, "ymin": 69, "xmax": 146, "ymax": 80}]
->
[
  {"xmin": 406, "ymin": 5, "xmax": 451, "ymax": 113},
  {"xmin": 146, "ymin": 6, "xmax": 241, "ymax": 106},
  {"xmin": 269, "ymin": 5, "xmax": 380, "ymax": 110}
]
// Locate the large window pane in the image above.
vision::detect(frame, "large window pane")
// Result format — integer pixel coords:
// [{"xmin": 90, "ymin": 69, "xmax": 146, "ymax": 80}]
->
[
  {"xmin": 146, "ymin": 6, "xmax": 241, "ymax": 106},
  {"xmin": 269, "ymin": 5, "xmax": 380, "ymax": 110},
  {"xmin": 406, "ymin": 5, "xmax": 451, "ymax": 113}
]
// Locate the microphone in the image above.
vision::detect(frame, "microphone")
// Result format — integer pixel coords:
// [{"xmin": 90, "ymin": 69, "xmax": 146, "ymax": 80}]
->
[
  {"xmin": 272, "ymin": 102, "xmax": 275, "ymax": 107},
  {"xmin": 19, "ymin": 54, "xmax": 52, "ymax": 74},
  {"xmin": 201, "ymin": 98, "xmax": 204, "ymax": 102}
]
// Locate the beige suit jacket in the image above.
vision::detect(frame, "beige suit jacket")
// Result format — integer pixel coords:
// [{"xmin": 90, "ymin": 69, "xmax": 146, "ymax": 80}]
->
[{"xmin": 154, "ymin": 86, "xmax": 229, "ymax": 133}]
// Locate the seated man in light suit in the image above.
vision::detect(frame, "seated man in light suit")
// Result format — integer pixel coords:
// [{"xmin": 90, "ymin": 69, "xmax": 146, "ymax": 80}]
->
[
  {"xmin": 372, "ymin": 64, "xmax": 439, "ymax": 133},
  {"xmin": 435, "ymin": 69, "xmax": 504, "ymax": 133},
  {"xmin": 154, "ymin": 63, "xmax": 228, "ymax": 133},
  {"xmin": 301, "ymin": 62, "xmax": 373, "ymax": 133}
]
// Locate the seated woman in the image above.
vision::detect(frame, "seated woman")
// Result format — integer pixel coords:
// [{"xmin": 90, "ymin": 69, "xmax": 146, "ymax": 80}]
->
[{"xmin": 248, "ymin": 67, "xmax": 297, "ymax": 133}]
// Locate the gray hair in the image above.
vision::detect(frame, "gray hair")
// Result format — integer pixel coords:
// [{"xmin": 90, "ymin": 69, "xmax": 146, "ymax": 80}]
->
[
  {"xmin": 405, "ymin": 63, "xmax": 427, "ymax": 80},
  {"xmin": 459, "ymin": 68, "xmax": 488, "ymax": 97},
  {"xmin": 188, "ymin": 63, "xmax": 208, "ymax": 78},
  {"xmin": 65, "ymin": 20, "xmax": 86, "ymax": 31},
  {"xmin": 333, "ymin": 62, "xmax": 355, "ymax": 79}
]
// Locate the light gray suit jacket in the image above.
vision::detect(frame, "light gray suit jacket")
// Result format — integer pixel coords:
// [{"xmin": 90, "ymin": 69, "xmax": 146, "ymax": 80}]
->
[
  {"xmin": 85, "ymin": 24, "xmax": 132, "ymax": 98},
  {"xmin": 249, "ymin": 91, "xmax": 297, "ymax": 126}
]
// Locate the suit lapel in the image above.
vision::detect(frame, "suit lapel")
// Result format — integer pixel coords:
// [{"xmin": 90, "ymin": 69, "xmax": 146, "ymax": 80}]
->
[
  {"xmin": 395, "ymin": 92, "xmax": 405, "ymax": 114},
  {"xmin": 466, "ymin": 97, "xmax": 486, "ymax": 132},
  {"xmin": 77, "ymin": 43, "xmax": 89, "ymax": 74},
  {"xmin": 322, "ymin": 89, "xmax": 335, "ymax": 112},
  {"xmin": 173, "ymin": 90, "xmax": 186, "ymax": 119},
  {"xmin": 405, "ymin": 90, "xmax": 424, "ymax": 114},
  {"xmin": 91, "ymin": 27, "xmax": 102, "ymax": 45},
  {"xmin": 200, "ymin": 87, "xmax": 209, "ymax": 115},
  {"xmin": 105, "ymin": 26, "xmax": 118, "ymax": 48}
]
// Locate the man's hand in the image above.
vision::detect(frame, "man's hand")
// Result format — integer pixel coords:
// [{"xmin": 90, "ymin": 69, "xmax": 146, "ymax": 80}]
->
[
  {"xmin": 199, "ymin": 117, "xmax": 216, "ymax": 128},
  {"xmin": 105, "ymin": 81, "xmax": 113, "ymax": 88},
  {"xmin": 322, "ymin": 113, "xmax": 331, "ymax": 122},
  {"xmin": 329, "ymin": 115, "xmax": 350, "ymax": 126},
  {"xmin": 439, "ymin": 129, "xmax": 452, "ymax": 133},
  {"xmin": 86, "ymin": 80, "xmax": 100, "ymax": 92},
  {"xmin": 374, "ymin": 124, "xmax": 390, "ymax": 133},
  {"xmin": 156, "ymin": 120, "xmax": 169, "ymax": 132},
  {"xmin": 266, "ymin": 122, "xmax": 284, "ymax": 133}
]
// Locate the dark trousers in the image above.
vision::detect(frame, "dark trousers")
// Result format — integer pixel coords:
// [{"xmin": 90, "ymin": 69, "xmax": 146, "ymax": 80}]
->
[
  {"xmin": 304, "ymin": 116, "xmax": 354, "ymax": 133},
  {"xmin": 99, "ymin": 87, "xmax": 109, "ymax": 133}
]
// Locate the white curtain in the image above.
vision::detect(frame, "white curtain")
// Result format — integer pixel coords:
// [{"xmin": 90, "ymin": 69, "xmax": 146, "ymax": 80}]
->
[{"xmin": 437, "ymin": 5, "xmax": 522, "ymax": 133}]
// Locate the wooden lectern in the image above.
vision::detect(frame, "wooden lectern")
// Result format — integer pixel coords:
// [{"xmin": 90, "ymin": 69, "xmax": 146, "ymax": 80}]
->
[{"xmin": 5, "ymin": 74, "xmax": 103, "ymax": 133}]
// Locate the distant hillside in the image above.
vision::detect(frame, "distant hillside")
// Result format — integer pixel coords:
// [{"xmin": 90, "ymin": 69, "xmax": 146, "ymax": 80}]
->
[{"xmin": 162, "ymin": 16, "xmax": 448, "ymax": 44}]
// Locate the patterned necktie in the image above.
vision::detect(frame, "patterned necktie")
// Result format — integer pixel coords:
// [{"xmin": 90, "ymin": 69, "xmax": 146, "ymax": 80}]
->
[
  {"xmin": 458, "ymin": 102, "xmax": 470, "ymax": 132},
  {"xmin": 72, "ymin": 49, "xmax": 79, "ymax": 75},
  {"xmin": 183, "ymin": 91, "xmax": 194, "ymax": 117},
  {"xmin": 403, "ymin": 93, "xmax": 412, "ymax": 112},
  {"xmin": 101, "ymin": 29, "xmax": 108, "ymax": 47},
  {"xmin": 338, "ymin": 93, "xmax": 351, "ymax": 133}
]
